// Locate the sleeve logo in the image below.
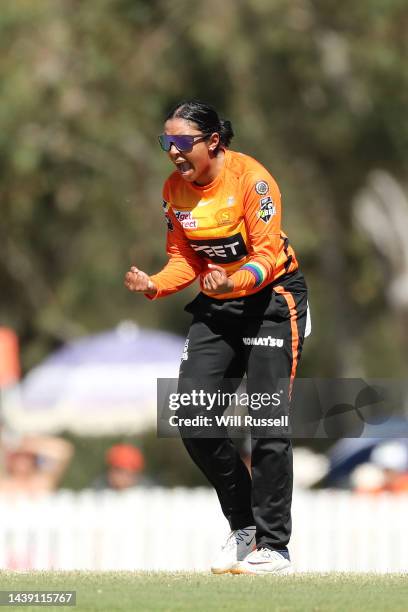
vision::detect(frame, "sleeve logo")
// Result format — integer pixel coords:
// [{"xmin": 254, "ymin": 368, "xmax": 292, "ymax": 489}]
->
[
  {"xmin": 162, "ymin": 200, "xmax": 174, "ymax": 230},
  {"xmin": 258, "ymin": 196, "xmax": 276, "ymax": 223},
  {"xmin": 255, "ymin": 180, "xmax": 269, "ymax": 195},
  {"xmin": 164, "ymin": 213, "xmax": 174, "ymax": 231}
]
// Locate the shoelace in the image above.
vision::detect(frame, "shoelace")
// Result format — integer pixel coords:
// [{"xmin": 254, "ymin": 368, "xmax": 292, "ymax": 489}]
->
[
  {"xmin": 257, "ymin": 547, "xmax": 275, "ymax": 559},
  {"xmin": 223, "ymin": 528, "xmax": 255, "ymax": 550},
  {"xmin": 254, "ymin": 548, "xmax": 287, "ymax": 561}
]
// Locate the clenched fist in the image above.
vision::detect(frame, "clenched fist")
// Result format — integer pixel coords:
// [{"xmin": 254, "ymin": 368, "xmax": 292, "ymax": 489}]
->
[
  {"xmin": 203, "ymin": 264, "xmax": 233, "ymax": 294},
  {"xmin": 124, "ymin": 266, "xmax": 157, "ymax": 296}
]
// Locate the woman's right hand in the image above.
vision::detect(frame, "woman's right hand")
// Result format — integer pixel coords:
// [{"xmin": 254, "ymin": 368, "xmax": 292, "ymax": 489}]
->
[{"xmin": 124, "ymin": 266, "xmax": 157, "ymax": 296}]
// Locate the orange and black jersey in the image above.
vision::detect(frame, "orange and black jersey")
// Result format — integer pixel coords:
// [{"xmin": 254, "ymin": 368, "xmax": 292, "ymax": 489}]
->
[{"xmin": 148, "ymin": 149, "xmax": 298, "ymax": 300}]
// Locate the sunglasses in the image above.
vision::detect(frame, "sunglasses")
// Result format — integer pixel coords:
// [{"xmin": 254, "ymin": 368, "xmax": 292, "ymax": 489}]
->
[{"xmin": 158, "ymin": 133, "xmax": 209, "ymax": 152}]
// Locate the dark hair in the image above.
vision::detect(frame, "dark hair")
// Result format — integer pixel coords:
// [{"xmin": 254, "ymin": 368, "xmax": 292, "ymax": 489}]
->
[{"xmin": 165, "ymin": 99, "xmax": 234, "ymax": 150}]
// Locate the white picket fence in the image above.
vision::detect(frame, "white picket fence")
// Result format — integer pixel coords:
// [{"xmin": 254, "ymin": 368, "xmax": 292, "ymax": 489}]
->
[{"xmin": 0, "ymin": 488, "xmax": 407, "ymax": 573}]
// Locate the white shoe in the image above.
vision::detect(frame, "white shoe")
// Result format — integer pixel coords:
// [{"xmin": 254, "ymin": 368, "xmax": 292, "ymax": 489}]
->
[
  {"xmin": 211, "ymin": 526, "xmax": 256, "ymax": 574},
  {"xmin": 231, "ymin": 547, "xmax": 293, "ymax": 575}
]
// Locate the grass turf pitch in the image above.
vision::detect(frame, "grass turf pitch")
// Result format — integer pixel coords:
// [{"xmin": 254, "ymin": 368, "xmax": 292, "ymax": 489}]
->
[{"xmin": 0, "ymin": 572, "xmax": 407, "ymax": 611}]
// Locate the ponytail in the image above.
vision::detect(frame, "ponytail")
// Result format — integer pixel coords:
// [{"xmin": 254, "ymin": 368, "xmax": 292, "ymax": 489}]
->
[{"xmin": 218, "ymin": 119, "xmax": 234, "ymax": 148}]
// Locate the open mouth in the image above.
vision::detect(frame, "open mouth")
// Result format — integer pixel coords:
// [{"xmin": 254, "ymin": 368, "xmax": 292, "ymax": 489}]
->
[{"xmin": 175, "ymin": 161, "xmax": 193, "ymax": 175}]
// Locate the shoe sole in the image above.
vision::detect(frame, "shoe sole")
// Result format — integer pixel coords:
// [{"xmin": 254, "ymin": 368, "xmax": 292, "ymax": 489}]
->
[
  {"xmin": 211, "ymin": 568, "xmax": 233, "ymax": 575},
  {"xmin": 230, "ymin": 565, "xmax": 294, "ymax": 576}
]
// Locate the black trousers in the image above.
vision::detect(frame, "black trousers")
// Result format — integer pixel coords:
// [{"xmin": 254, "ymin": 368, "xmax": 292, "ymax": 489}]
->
[{"xmin": 178, "ymin": 270, "xmax": 308, "ymax": 551}]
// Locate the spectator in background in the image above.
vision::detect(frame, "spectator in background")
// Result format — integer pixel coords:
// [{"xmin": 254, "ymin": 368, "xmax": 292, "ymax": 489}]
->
[
  {"xmin": 352, "ymin": 440, "xmax": 408, "ymax": 494},
  {"xmin": 0, "ymin": 435, "xmax": 73, "ymax": 495},
  {"xmin": 92, "ymin": 443, "xmax": 148, "ymax": 491}
]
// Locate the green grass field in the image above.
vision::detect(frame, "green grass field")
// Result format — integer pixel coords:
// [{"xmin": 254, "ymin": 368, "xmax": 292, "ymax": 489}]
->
[{"xmin": 0, "ymin": 572, "xmax": 407, "ymax": 611}]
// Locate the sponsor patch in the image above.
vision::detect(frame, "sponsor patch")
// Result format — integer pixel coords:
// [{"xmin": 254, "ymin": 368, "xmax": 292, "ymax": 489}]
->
[
  {"xmin": 242, "ymin": 337, "xmax": 284, "ymax": 347},
  {"xmin": 197, "ymin": 198, "xmax": 214, "ymax": 207},
  {"xmin": 189, "ymin": 233, "xmax": 247, "ymax": 263},
  {"xmin": 181, "ymin": 339, "xmax": 189, "ymax": 361},
  {"xmin": 215, "ymin": 208, "xmax": 236, "ymax": 226},
  {"xmin": 174, "ymin": 210, "xmax": 198, "ymax": 229},
  {"xmin": 258, "ymin": 196, "xmax": 276, "ymax": 223},
  {"xmin": 255, "ymin": 180, "xmax": 269, "ymax": 195}
]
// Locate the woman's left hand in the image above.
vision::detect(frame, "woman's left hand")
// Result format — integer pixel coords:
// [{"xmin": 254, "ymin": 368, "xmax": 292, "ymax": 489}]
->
[{"xmin": 203, "ymin": 264, "xmax": 233, "ymax": 294}]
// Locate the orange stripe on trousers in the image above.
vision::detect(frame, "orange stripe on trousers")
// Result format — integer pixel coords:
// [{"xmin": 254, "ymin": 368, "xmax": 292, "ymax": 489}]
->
[{"xmin": 274, "ymin": 286, "xmax": 299, "ymax": 397}]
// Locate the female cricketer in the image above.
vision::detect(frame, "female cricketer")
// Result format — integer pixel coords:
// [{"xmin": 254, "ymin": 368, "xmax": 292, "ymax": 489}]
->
[{"xmin": 124, "ymin": 100, "xmax": 310, "ymax": 575}]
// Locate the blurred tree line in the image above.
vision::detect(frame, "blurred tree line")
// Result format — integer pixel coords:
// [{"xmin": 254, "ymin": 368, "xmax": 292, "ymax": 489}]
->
[{"xmin": 1, "ymin": 0, "xmax": 408, "ymax": 380}]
